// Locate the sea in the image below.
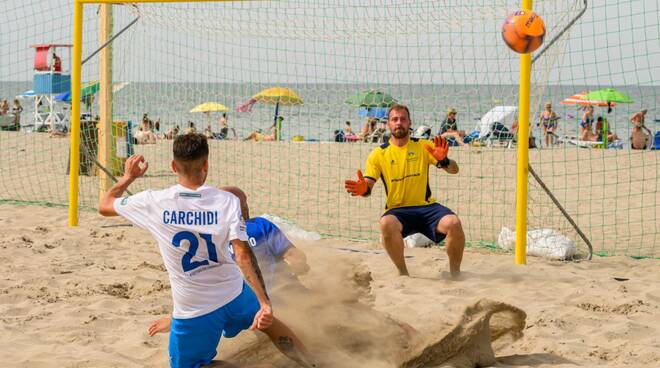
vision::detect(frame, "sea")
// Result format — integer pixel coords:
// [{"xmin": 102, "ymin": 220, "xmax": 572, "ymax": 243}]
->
[{"xmin": 1, "ymin": 82, "xmax": 657, "ymax": 143}]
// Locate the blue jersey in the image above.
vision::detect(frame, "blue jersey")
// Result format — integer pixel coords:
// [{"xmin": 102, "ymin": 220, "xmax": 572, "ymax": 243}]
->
[{"xmin": 228, "ymin": 217, "xmax": 293, "ymax": 288}]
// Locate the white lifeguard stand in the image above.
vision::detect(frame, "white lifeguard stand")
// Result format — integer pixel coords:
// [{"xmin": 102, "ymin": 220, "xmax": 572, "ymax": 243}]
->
[{"xmin": 28, "ymin": 44, "xmax": 73, "ymax": 131}]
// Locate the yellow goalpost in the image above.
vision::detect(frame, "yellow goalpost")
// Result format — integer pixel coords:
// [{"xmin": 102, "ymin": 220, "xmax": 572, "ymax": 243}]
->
[
  {"xmin": 67, "ymin": 0, "xmax": 237, "ymax": 227},
  {"xmin": 515, "ymin": 0, "xmax": 533, "ymax": 265},
  {"xmin": 68, "ymin": 0, "xmax": 534, "ymax": 265}
]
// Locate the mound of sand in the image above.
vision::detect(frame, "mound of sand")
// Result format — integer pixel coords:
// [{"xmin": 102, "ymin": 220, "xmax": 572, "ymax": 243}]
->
[
  {"xmin": 222, "ymin": 247, "xmax": 527, "ymax": 368},
  {"xmin": 399, "ymin": 299, "xmax": 526, "ymax": 368}
]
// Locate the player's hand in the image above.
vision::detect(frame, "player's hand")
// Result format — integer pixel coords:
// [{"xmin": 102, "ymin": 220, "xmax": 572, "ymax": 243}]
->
[
  {"xmin": 123, "ymin": 154, "xmax": 149, "ymax": 180},
  {"xmin": 148, "ymin": 317, "xmax": 172, "ymax": 337},
  {"xmin": 250, "ymin": 303, "xmax": 273, "ymax": 331},
  {"xmin": 344, "ymin": 170, "xmax": 369, "ymax": 196},
  {"xmin": 424, "ymin": 136, "xmax": 449, "ymax": 162}
]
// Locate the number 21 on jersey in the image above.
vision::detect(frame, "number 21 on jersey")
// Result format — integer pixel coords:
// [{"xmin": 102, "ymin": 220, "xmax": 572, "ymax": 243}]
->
[{"xmin": 172, "ymin": 231, "xmax": 218, "ymax": 272}]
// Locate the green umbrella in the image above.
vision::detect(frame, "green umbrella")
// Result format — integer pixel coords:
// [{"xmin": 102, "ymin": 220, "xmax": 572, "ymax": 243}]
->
[
  {"xmin": 345, "ymin": 89, "xmax": 397, "ymax": 108},
  {"xmin": 584, "ymin": 88, "xmax": 633, "ymax": 104},
  {"xmin": 584, "ymin": 88, "xmax": 633, "ymax": 149}
]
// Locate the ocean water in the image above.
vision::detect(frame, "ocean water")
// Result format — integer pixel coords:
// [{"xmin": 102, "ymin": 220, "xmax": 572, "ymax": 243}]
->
[{"xmin": 1, "ymin": 81, "xmax": 658, "ymax": 143}]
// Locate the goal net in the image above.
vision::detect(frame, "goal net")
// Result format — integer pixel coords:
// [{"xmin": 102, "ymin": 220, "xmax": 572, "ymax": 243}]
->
[{"xmin": 1, "ymin": 0, "xmax": 658, "ymax": 258}]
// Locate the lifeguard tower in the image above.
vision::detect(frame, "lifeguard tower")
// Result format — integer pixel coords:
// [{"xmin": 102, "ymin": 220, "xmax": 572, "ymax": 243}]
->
[{"xmin": 29, "ymin": 44, "xmax": 72, "ymax": 131}]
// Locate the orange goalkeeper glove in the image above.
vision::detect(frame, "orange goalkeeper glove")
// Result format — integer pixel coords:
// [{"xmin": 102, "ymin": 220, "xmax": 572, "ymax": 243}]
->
[
  {"xmin": 344, "ymin": 170, "xmax": 369, "ymax": 196},
  {"xmin": 424, "ymin": 136, "xmax": 449, "ymax": 161}
]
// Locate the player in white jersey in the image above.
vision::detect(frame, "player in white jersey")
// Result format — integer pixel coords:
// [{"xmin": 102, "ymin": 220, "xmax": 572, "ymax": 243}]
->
[
  {"xmin": 148, "ymin": 186, "xmax": 310, "ymax": 337},
  {"xmin": 98, "ymin": 134, "xmax": 316, "ymax": 368}
]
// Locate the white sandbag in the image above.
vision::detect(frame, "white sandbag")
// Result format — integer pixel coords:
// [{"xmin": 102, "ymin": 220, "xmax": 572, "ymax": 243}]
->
[
  {"xmin": 498, "ymin": 227, "xmax": 576, "ymax": 260},
  {"xmin": 259, "ymin": 214, "xmax": 322, "ymax": 241},
  {"xmin": 404, "ymin": 233, "xmax": 435, "ymax": 248}
]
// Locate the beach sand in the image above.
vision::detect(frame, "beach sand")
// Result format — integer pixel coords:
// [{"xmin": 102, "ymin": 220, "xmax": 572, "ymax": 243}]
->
[
  {"xmin": 0, "ymin": 205, "xmax": 658, "ymax": 367},
  {"xmin": 0, "ymin": 132, "xmax": 658, "ymax": 257}
]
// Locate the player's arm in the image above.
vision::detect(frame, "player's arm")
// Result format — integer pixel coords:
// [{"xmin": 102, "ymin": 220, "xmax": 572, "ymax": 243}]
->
[
  {"xmin": 282, "ymin": 246, "xmax": 310, "ymax": 275},
  {"xmin": 232, "ymin": 239, "xmax": 270, "ymax": 304},
  {"xmin": 345, "ymin": 150, "xmax": 379, "ymax": 197},
  {"xmin": 425, "ymin": 136, "xmax": 459, "ymax": 174},
  {"xmin": 344, "ymin": 170, "xmax": 375, "ymax": 197},
  {"xmin": 98, "ymin": 155, "xmax": 148, "ymax": 216},
  {"xmin": 439, "ymin": 159, "xmax": 459, "ymax": 174}
]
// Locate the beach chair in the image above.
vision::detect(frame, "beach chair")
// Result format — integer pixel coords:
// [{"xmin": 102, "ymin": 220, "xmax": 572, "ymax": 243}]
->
[
  {"xmin": 474, "ymin": 106, "xmax": 518, "ymax": 148},
  {"xmin": 413, "ymin": 125, "xmax": 432, "ymax": 140},
  {"xmin": 366, "ymin": 128, "xmax": 388, "ymax": 143},
  {"xmin": 486, "ymin": 122, "xmax": 515, "ymax": 148}
]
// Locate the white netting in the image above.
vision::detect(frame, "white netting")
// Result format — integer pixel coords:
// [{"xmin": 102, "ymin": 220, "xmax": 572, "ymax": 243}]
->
[{"xmin": 3, "ymin": 1, "xmax": 659, "ymax": 257}]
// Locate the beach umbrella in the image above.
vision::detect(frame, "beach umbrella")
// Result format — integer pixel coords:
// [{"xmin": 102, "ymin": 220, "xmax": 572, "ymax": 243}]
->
[
  {"xmin": 345, "ymin": 89, "xmax": 397, "ymax": 108},
  {"xmin": 252, "ymin": 87, "xmax": 303, "ymax": 141},
  {"xmin": 584, "ymin": 88, "xmax": 633, "ymax": 104},
  {"xmin": 54, "ymin": 81, "xmax": 128, "ymax": 103},
  {"xmin": 55, "ymin": 81, "xmax": 100, "ymax": 103},
  {"xmin": 559, "ymin": 91, "xmax": 616, "ymax": 107},
  {"xmin": 190, "ymin": 102, "xmax": 229, "ymax": 113},
  {"xmin": 190, "ymin": 102, "xmax": 229, "ymax": 129},
  {"xmin": 583, "ymin": 88, "xmax": 634, "ymax": 140},
  {"xmin": 357, "ymin": 106, "xmax": 388, "ymax": 119}
]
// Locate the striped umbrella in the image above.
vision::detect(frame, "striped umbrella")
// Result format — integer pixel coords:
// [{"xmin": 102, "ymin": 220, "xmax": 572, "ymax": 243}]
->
[{"xmin": 559, "ymin": 91, "xmax": 616, "ymax": 107}]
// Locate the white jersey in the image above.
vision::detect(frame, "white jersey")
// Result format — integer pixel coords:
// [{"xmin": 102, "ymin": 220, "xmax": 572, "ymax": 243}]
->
[{"xmin": 114, "ymin": 184, "xmax": 248, "ymax": 319}]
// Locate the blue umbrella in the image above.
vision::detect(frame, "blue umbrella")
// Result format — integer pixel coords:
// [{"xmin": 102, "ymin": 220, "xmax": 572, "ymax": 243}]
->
[{"xmin": 357, "ymin": 106, "xmax": 388, "ymax": 119}]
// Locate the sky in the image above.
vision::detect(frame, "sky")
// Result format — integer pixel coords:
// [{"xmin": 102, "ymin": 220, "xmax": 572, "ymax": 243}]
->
[{"xmin": 0, "ymin": 0, "xmax": 658, "ymax": 86}]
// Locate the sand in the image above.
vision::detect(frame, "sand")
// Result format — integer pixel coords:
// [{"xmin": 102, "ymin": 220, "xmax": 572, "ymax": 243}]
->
[
  {"xmin": 0, "ymin": 131, "xmax": 658, "ymax": 257},
  {"xmin": 0, "ymin": 204, "xmax": 658, "ymax": 367}
]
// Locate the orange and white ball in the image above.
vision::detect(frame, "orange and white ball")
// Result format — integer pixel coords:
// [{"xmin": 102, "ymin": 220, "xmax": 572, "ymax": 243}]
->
[{"xmin": 502, "ymin": 10, "xmax": 546, "ymax": 54}]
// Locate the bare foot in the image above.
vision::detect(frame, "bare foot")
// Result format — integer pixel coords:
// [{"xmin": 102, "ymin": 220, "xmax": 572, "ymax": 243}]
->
[
  {"xmin": 148, "ymin": 316, "xmax": 172, "ymax": 337},
  {"xmin": 440, "ymin": 270, "xmax": 466, "ymax": 281}
]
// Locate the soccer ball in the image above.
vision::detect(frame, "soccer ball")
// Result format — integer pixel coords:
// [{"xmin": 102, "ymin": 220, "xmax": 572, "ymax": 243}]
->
[{"xmin": 502, "ymin": 10, "xmax": 546, "ymax": 54}]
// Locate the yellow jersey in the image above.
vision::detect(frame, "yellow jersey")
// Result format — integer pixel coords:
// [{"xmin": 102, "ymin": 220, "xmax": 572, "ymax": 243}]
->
[{"xmin": 364, "ymin": 138, "xmax": 438, "ymax": 210}]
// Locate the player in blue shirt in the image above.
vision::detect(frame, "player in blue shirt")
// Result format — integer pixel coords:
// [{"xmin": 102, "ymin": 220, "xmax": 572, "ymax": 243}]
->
[{"xmin": 148, "ymin": 186, "xmax": 309, "ymax": 338}]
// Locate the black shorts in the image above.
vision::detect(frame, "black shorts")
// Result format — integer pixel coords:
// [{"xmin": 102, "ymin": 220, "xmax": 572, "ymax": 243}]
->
[{"xmin": 383, "ymin": 203, "xmax": 455, "ymax": 243}]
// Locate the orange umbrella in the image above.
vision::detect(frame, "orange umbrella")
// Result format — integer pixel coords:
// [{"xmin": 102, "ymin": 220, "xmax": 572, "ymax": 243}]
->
[{"xmin": 559, "ymin": 91, "xmax": 616, "ymax": 107}]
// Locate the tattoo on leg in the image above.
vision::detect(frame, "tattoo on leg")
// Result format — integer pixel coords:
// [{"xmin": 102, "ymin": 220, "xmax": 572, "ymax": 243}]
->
[
  {"xmin": 246, "ymin": 245, "xmax": 270, "ymax": 300},
  {"xmin": 277, "ymin": 336, "xmax": 294, "ymax": 352}
]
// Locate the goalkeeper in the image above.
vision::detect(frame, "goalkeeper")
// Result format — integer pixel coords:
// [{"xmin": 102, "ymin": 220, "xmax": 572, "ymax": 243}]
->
[{"xmin": 344, "ymin": 104, "xmax": 465, "ymax": 277}]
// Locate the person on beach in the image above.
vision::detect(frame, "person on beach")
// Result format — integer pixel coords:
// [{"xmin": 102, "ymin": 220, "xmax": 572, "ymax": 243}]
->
[
  {"xmin": 438, "ymin": 107, "xmax": 466, "ymax": 146},
  {"xmin": 595, "ymin": 116, "xmax": 619, "ymax": 143},
  {"xmin": 148, "ymin": 186, "xmax": 310, "ymax": 337},
  {"xmin": 245, "ymin": 122, "xmax": 277, "ymax": 142},
  {"xmin": 538, "ymin": 102, "xmax": 559, "ymax": 147},
  {"xmin": 203, "ymin": 125, "xmax": 214, "ymax": 139},
  {"xmin": 217, "ymin": 113, "xmax": 229, "ymax": 139},
  {"xmin": 135, "ymin": 118, "xmax": 157, "ymax": 144},
  {"xmin": 0, "ymin": 99, "xmax": 9, "ymax": 115},
  {"xmin": 52, "ymin": 53, "xmax": 62, "ymax": 73},
  {"xmin": 185, "ymin": 121, "xmax": 197, "ymax": 134},
  {"xmin": 579, "ymin": 105, "xmax": 598, "ymax": 142},
  {"xmin": 344, "ymin": 104, "xmax": 465, "ymax": 277},
  {"xmin": 343, "ymin": 121, "xmax": 359, "ymax": 141},
  {"xmin": 164, "ymin": 125, "xmax": 180, "ymax": 140},
  {"xmin": 11, "ymin": 99, "xmax": 23, "ymax": 130},
  {"xmin": 630, "ymin": 109, "xmax": 651, "ymax": 149},
  {"xmin": 359, "ymin": 118, "xmax": 377, "ymax": 142},
  {"xmin": 98, "ymin": 134, "xmax": 317, "ymax": 368}
]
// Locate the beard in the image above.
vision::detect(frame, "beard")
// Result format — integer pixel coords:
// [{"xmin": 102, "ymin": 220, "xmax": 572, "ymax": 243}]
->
[{"xmin": 392, "ymin": 127, "xmax": 409, "ymax": 138}]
